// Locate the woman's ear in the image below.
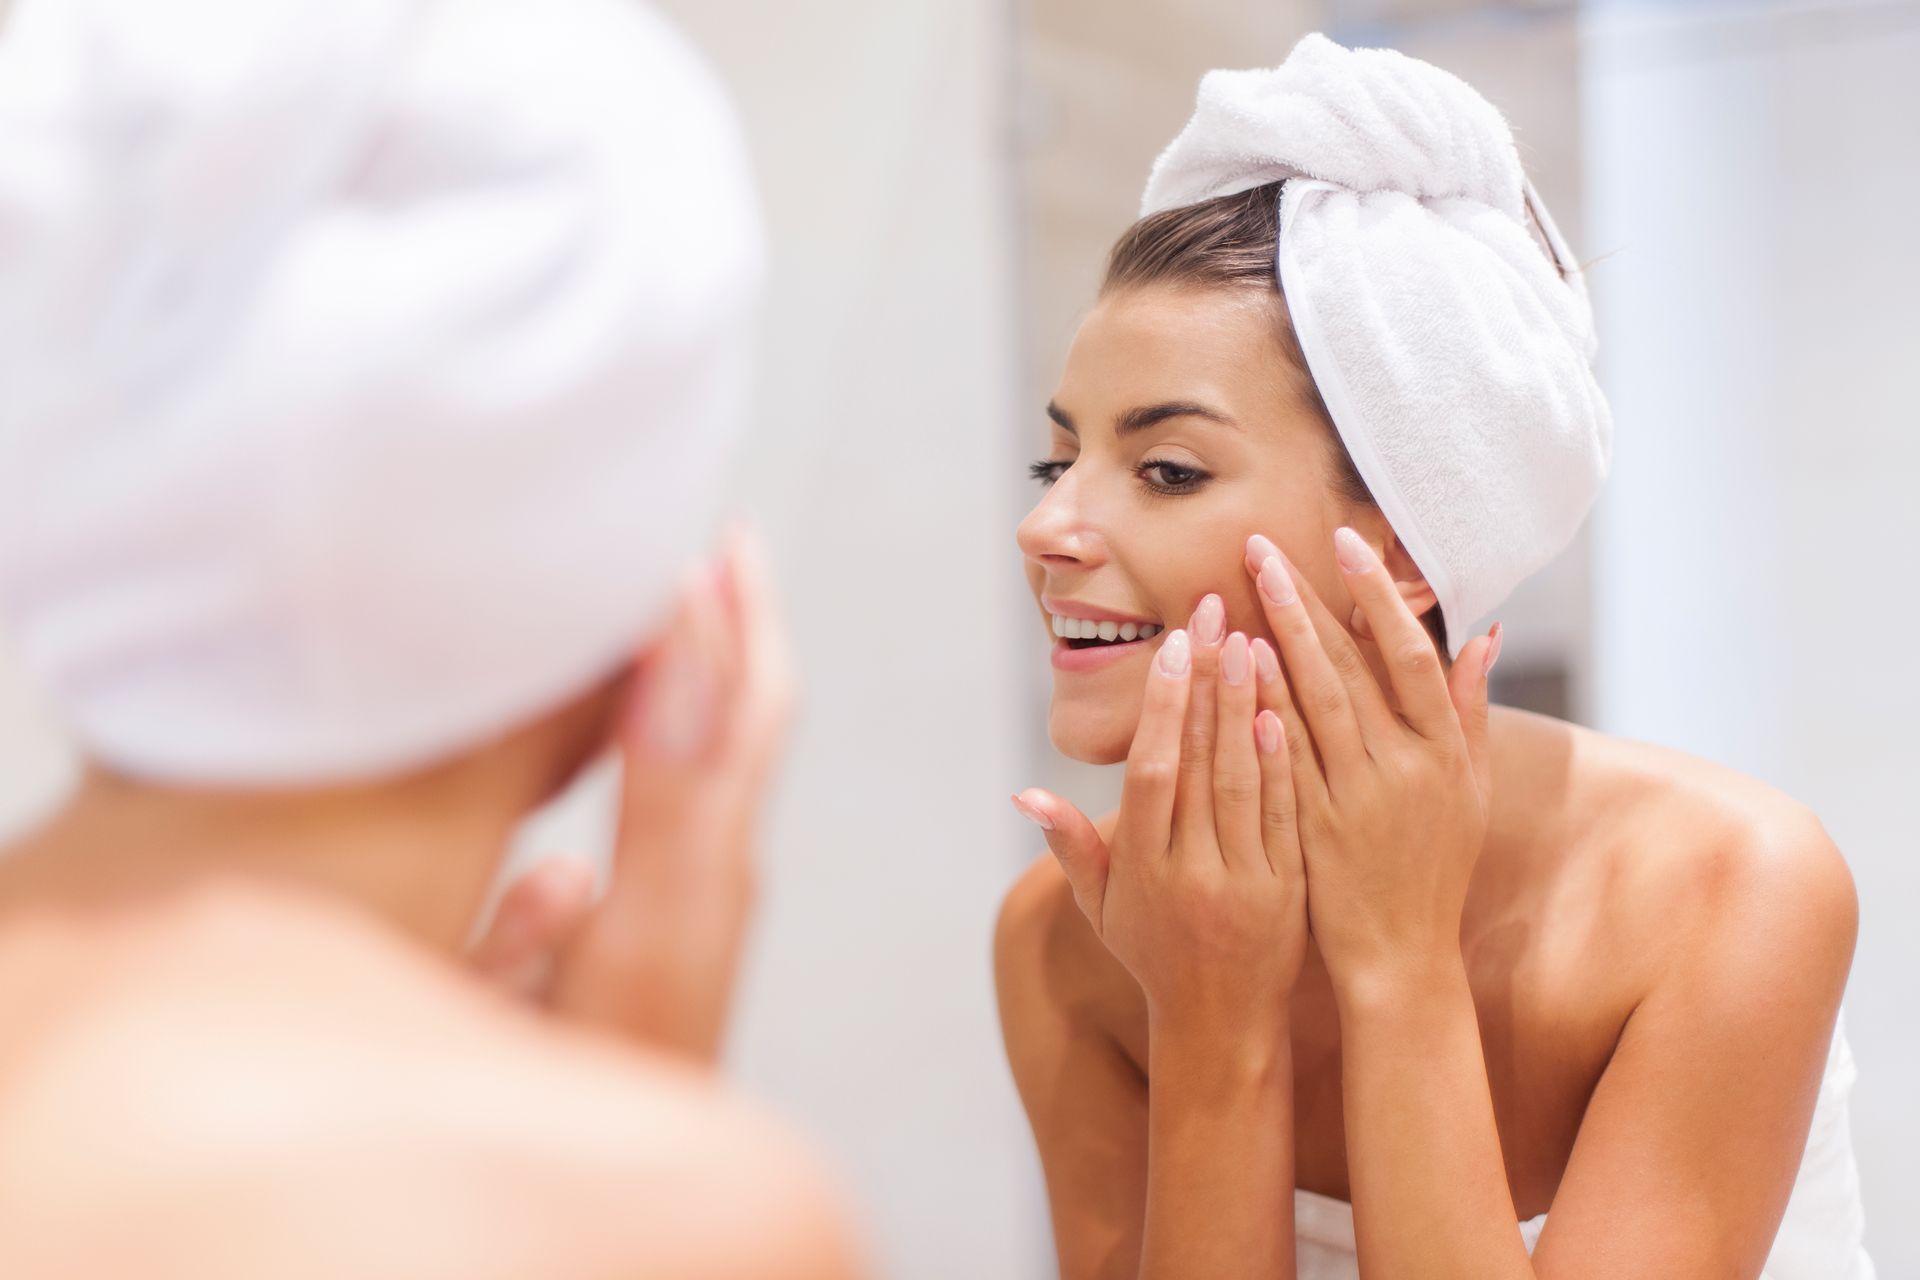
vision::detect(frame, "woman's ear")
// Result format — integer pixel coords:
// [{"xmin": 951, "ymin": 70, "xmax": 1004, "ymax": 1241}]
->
[{"xmin": 1348, "ymin": 531, "xmax": 1438, "ymax": 641}]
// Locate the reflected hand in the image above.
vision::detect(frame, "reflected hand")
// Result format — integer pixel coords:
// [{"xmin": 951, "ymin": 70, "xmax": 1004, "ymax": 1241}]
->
[{"xmin": 471, "ymin": 528, "xmax": 795, "ymax": 1065}]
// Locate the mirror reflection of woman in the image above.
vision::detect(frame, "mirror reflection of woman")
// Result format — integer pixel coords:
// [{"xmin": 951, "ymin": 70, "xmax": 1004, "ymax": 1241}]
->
[
  {"xmin": 0, "ymin": 2, "xmax": 862, "ymax": 1276},
  {"xmin": 998, "ymin": 36, "xmax": 1870, "ymax": 1280}
]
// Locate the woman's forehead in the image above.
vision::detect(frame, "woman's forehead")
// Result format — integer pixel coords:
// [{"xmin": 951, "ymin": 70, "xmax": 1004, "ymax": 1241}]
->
[{"xmin": 1054, "ymin": 286, "xmax": 1300, "ymax": 432}]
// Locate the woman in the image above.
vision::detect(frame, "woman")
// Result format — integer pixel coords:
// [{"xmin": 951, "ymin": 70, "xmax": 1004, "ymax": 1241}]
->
[
  {"xmin": 997, "ymin": 36, "xmax": 1869, "ymax": 1280},
  {"xmin": 0, "ymin": 1, "xmax": 861, "ymax": 1276}
]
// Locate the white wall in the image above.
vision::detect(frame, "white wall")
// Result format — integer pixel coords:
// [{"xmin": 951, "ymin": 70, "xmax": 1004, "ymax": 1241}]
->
[{"xmin": 1584, "ymin": 1, "xmax": 1920, "ymax": 1269}]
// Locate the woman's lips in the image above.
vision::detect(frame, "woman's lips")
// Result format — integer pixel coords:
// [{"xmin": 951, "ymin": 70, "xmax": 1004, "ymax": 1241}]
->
[{"xmin": 1051, "ymin": 633, "xmax": 1158, "ymax": 673}]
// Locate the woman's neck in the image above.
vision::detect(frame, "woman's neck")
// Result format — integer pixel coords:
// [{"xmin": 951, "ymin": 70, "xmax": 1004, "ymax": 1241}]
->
[{"xmin": 0, "ymin": 767, "xmax": 530, "ymax": 954}]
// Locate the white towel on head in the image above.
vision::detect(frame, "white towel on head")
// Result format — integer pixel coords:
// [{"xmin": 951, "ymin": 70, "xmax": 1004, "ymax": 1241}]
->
[
  {"xmin": 1142, "ymin": 33, "xmax": 1610, "ymax": 656},
  {"xmin": 0, "ymin": 0, "xmax": 764, "ymax": 784}
]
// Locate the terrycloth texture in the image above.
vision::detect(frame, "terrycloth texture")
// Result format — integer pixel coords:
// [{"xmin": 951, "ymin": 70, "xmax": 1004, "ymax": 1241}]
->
[
  {"xmin": 1293, "ymin": 1012, "xmax": 1874, "ymax": 1278},
  {"xmin": 0, "ymin": 0, "xmax": 763, "ymax": 783},
  {"xmin": 1141, "ymin": 34, "xmax": 1611, "ymax": 656}
]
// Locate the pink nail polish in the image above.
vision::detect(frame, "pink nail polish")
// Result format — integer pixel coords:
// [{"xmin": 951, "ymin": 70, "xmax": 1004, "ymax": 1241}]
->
[
  {"xmin": 634, "ymin": 645, "xmax": 716, "ymax": 759},
  {"xmin": 1010, "ymin": 792, "xmax": 1054, "ymax": 831},
  {"xmin": 1333, "ymin": 526, "xmax": 1373, "ymax": 575},
  {"xmin": 1192, "ymin": 594, "xmax": 1225, "ymax": 646},
  {"xmin": 1157, "ymin": 628, "xmax": 1192, "ymax": 677},
  {"xmin": 1220, "ymin": 632, "xmax": 1251, "ymax": 685},
  {"xmin": 1482, "ymin": 621, "xmax": 1504, "ymax": 677},
  {"xmin": 1258, "ymin": 556, "xmax": 1297, "ymax": 607},
  {"xmin": 1255, "ymin": 710, "xmax": 1284, "ymax": 755},
  {"xmin": 1251, "ymin": 637, "xmax": 1280, "ymax": 684}
]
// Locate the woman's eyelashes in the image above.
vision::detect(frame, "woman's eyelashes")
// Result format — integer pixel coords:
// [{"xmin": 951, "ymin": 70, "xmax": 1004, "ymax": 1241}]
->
[
  {"xmin": 1026, "ymin": 456, "xmax": 1212, "ymax": 495},
  {"xmin": 1136, "ymin": 459, "xmax": 1209, "ymax": 495},
  {"xmin": 1028, "ymin": 458, "xmax": 1070, "ymax": 486}
]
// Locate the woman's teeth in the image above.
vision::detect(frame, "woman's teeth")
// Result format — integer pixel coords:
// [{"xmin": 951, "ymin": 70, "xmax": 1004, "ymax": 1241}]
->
[{"xmin": 1050, "ymin": 614, "xmax": 1162, "ymax": 643}]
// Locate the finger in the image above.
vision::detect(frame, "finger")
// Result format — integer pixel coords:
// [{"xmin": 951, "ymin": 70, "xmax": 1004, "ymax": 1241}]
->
[
  {"xmin": 1449, "ymin": 622, "xmax": 1501, "ymax": 805},
  {"xmin": 1117, "ymin": 627, "xmax": 1194, "ymax": 856},
  {"xmin": 1251, "ymin": 636, "xmax": 1327, "ymax": 813},
  {"xmin": 1331, "ymin": 526, "xmax": 1458, "ymax": 741},
  {"xmin": 1173, "ymin": 593, "xmax": 1225, "ymax": 856},
  {"xmin": 470, "ymin": 856, "xmax": 599, "ymax": 998},
  {"xmin": 1254, "ymin": 710, "xmax": 1301, "ymax": 877},
  {"xmin": 1211, "ymin": 631, "xmax": 1265, "ymax": 871},
  {"xmin": 1012, "ymin": 790, "xmax": 1111, "ymax": 935},
  {"xmin": 716, "ymin": 523, "xmax": 798, "ymax": 783},
  {"xmin": 1242, "ymin": 534, "xmax": 1372, "ymax": 772},
  {"xmin": 622, "ymin": 577, "xmax": 727, "ymax": 778}
]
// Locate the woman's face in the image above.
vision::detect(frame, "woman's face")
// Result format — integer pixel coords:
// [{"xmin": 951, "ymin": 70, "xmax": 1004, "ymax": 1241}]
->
[{"xmin": 1017, "ymin": 283, "xmax": 1398, "ymax": 764}]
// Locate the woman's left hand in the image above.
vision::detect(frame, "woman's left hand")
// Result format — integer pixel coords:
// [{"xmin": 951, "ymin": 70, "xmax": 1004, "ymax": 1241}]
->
[{"xmin": 1241, "ymin": 528, "xmax": 1500, "ymax": 996}]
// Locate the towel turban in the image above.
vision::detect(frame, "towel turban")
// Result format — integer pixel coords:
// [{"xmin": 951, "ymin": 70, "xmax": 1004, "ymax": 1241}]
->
[
  {"xmin": 1142, "ymin": 33, "xmax": 1611, "ymax": 657},
  {"xmin": 0, "ymin": 0, "xmax": 764, "ymax": 783}
]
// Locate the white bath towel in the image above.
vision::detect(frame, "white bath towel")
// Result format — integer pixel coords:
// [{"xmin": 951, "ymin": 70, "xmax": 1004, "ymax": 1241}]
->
[
  {"xmin": 0, "ymin": 0, "xmax": 763, "ymax": 783},
  {"xmin": 1142, "ymin": 33, "xmax": 1611, "ymax": 656}
]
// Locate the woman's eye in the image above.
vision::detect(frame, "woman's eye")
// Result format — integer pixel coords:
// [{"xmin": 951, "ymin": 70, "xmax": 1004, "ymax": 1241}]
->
[
  {"xmin": 1139, "ymin": 460, "xmax": 1207, "ymax": 492},
  {"xmin": 1028, "ymin": 459, "xmax": 1071, "ymax": 486}
]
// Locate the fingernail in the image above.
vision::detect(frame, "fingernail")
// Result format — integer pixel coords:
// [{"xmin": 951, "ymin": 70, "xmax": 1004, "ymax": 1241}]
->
[
  {"xmin": 1258, "ymin": 556, "xmax": 1297, "ymax": 607},
  {"xmin": 1220, "ymin": 632, "xmax": 1250, "ymax": 685},
  {"xmin": 1010, "ymin": 791, "xmax": 1054, "ymax": 831},
  {"xmin": 1157, "ymin": 628, "xmax": 1191, "ymax": 676},
  {"xmin": 1191, "ymin": 594, "xmax": 1225, "ymax": 646},
  {"xmin": 1251, "ymin": 637, "xmax": 1280, "ymax": 684},
  {"xmin": 1245, "ymin": 532, "xmax": 1279, "ymax": 574},
  {"xmin": 1482, "ymin": 621, "xmax": 1504, "ymax": 677},
  {"xmin": 1333, "ymin": 526, "xmax": 1374, "ymax": 575},
  {"xmin": 635, "ymin": 644, "xmax": 715, "ymax": 759},
  {"xmin": 1255, "ymin": 710, "xmax": 1284, "ymax": 755}
]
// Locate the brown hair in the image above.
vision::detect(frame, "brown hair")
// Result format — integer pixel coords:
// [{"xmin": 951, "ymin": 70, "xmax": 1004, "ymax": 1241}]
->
[{"xmin": 1101, "ymin": 181, "xmax": 1448, "ymax": 657}]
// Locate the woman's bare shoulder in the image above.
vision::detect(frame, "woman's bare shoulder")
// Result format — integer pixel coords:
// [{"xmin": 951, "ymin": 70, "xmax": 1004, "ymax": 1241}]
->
[
  {"xmin": 994, "ymin": 816, "xmax": 1145, "ymax": 1057},
  {"xmin": 1501, "ymin": 708, "xmax": 1856, "ymax": 983},
  {"xmin": 0, "ymin": 884, "xmax": 864, "ymax": 1280}
]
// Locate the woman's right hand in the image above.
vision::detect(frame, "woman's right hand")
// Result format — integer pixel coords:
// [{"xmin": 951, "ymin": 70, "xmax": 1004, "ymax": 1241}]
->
[
  {"xmin": 473, "ymin": 528, "xmax": 796, "ymax": 1065},
  {"xmin": 1012, "ymin": 594, "xmax": 1308, "ymax": 1042}
]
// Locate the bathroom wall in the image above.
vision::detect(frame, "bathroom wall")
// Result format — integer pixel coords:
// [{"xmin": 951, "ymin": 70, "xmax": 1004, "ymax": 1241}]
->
[{"xmin": 1584, "ymin": 1, "xmax": 1920, "ymax": 1268}]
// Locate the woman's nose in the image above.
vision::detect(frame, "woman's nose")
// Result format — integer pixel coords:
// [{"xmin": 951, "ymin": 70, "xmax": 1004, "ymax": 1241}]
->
[{"xmin": 1016, "ymin": 479, "xmax": 1107, "ymax": 570}]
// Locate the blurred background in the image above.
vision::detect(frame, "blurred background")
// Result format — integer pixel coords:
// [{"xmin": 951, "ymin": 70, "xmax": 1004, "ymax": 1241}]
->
[{"xmin": 1, "ymin": 0, "xmax": 1915, "ymax": 1275}]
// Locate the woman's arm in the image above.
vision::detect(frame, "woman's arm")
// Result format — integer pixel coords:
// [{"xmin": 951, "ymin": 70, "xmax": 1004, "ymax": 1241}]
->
[
  {"xmin": 1142, "ymin": 1013, "xmax": 1295, "ymax": 1278},
  {"xmin": 996, "ymin": 855, "xmax": 1150, "ymax": 1280},
  {"xmin": 1522, "ymin": 818, "xmax": 1857, "ymax": 1278},
  {"xmin": 1336, "ymin": 818, "xmax": 1855, "ymax": 1279},
  {"xmin": 1243, "ymin": 527, "xmax": 1859, "ymax": 1278},
  {"xmin": 996, "ymin": 856, "xmax": 1298, "ymax": 1280},
  {"xmin": 1011, "ymin": 605, "xmax": 1307, "ymax": 1280}
]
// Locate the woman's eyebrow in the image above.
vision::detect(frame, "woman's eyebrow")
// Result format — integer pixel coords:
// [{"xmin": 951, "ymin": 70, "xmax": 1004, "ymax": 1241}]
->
[
  {"xmin": 1045, "ymin": 400, "xmax": 1238, "ymax": 437},
  {"xmin": 1118, "ymin": 401, "xmax": 1238, "ymax": 435}
]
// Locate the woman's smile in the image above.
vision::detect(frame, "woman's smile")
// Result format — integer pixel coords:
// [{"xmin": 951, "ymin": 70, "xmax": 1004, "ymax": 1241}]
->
[{"xmin": 1041, "ymin": 596, "xmax": 1166, "ymax": 672}]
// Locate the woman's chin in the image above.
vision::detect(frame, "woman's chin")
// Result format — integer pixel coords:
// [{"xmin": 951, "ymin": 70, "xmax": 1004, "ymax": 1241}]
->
[{"xmin": 1046, "ymin": 697, "xmax": 1136, "ymax": 765}]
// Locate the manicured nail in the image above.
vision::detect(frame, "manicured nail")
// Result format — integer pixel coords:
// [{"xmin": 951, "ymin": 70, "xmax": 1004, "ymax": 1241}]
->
[
  {"xmin": 635, "ymin": 644, "xmax": 715, "ymax": 759},
  {"xmin": 1255, "ymin": 710, "xmax": 1284, "ymax": 755},
  {"xmin": 1010, "ymin": 791, "xmax": 1054, "ymax": 831},
  {"xmin": 1191, "ymin": 594, "xmax": 1225, "ymax": 646},
  {"xmin": 1258, "ymin": 556, "xmax": 1297, "ymax": 607},
  {"xmin": 1482, "ymin": 621, "xmax": 1504, "ymax": 677},
  {"xmin": 1251, "ymin": 637, "xmax": 1280, "ymax": 684},
  {"xmin": 1157, "ymin": 628, "xmax": 1192, "ymax": 676},
  {"xmin": 1245, "ymin": 532, "xmax": 1279, "ymax": 575},
  {"xmin": 1220, "ymin": 632, "xmax": 1250, "ymax": 685},
  {"xmin": 1333, "ymin": 526, "xmax": 1375, "ymax": 575}
]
